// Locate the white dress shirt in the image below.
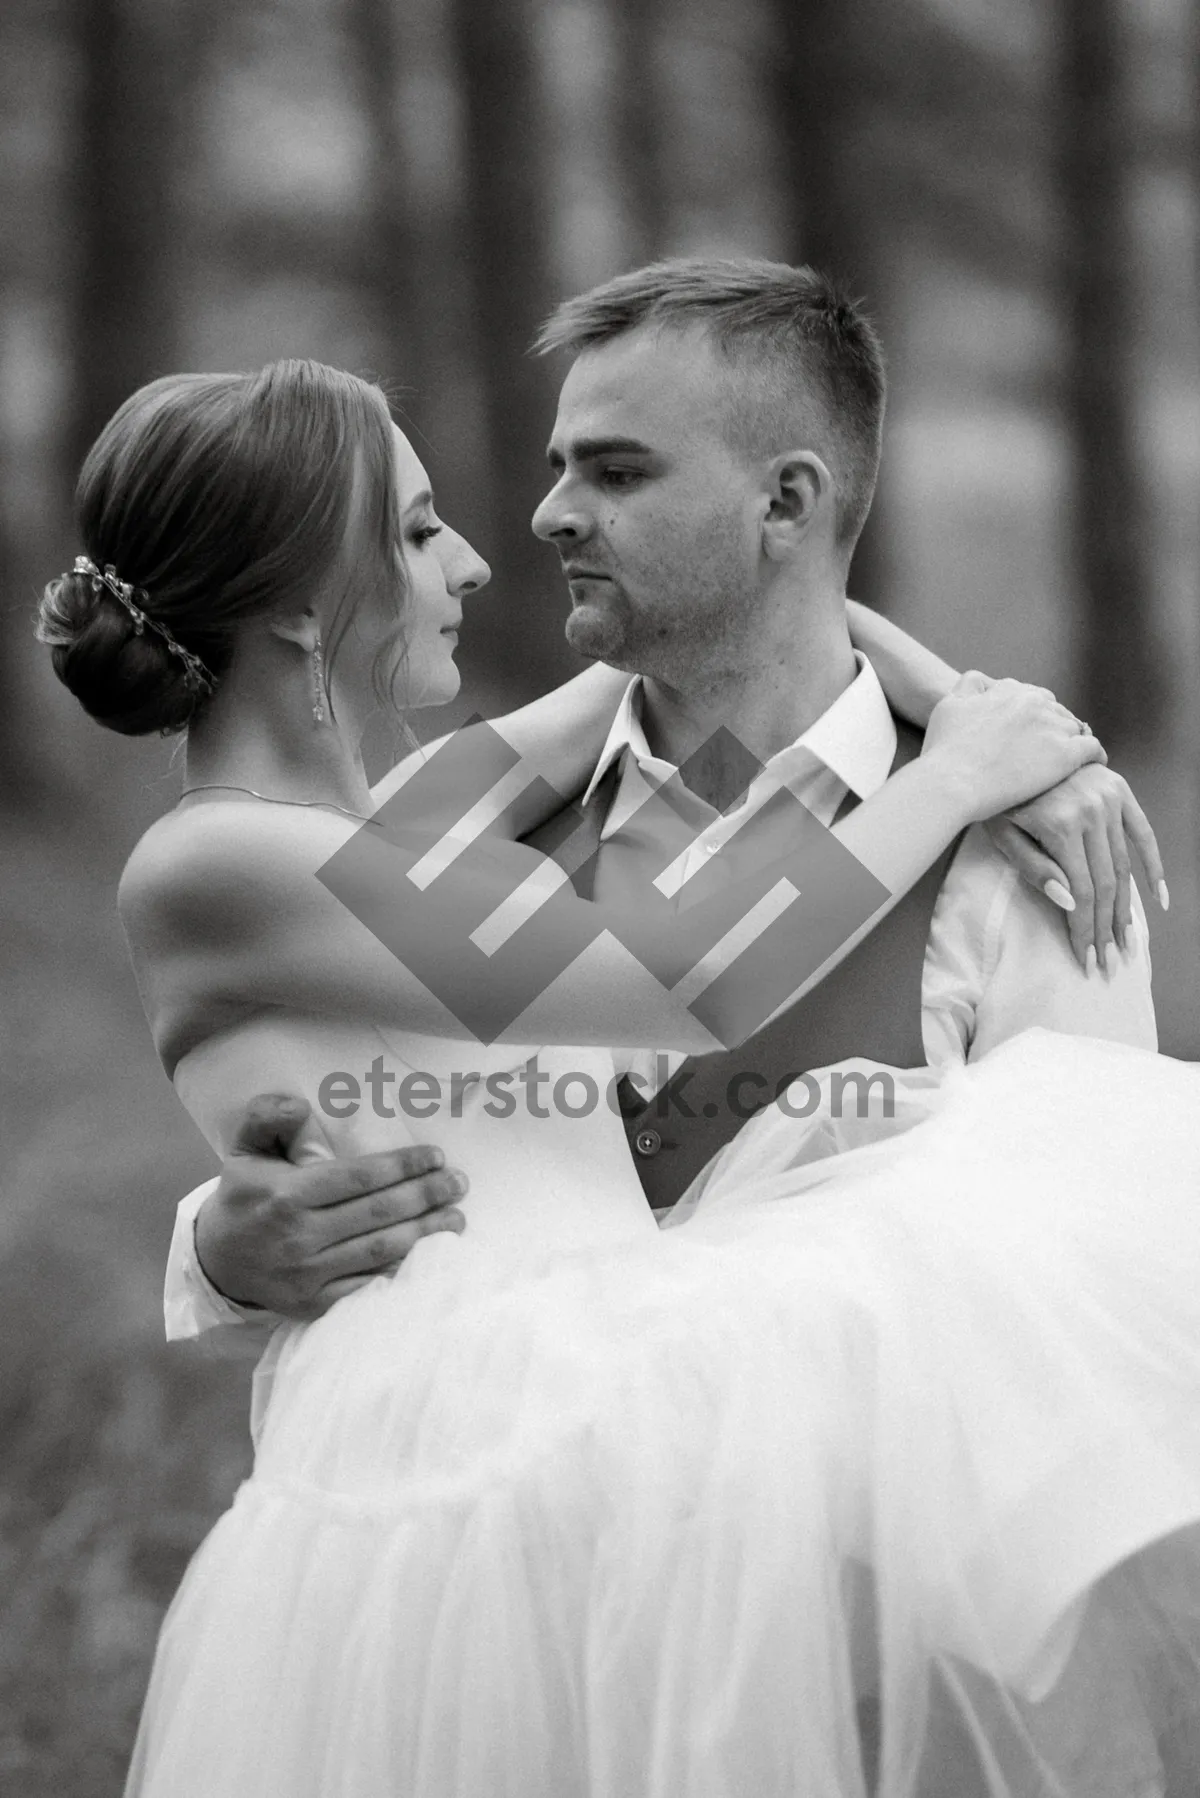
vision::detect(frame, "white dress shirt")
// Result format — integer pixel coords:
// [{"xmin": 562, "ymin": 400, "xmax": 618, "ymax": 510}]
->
[
  {"xmin": 165, "ymin": 656, "xmax": 1156, "ymax": 1339},
  {"xmin": 593, "ymin": 656, "xmax": 1155, "ymax": 1084}
]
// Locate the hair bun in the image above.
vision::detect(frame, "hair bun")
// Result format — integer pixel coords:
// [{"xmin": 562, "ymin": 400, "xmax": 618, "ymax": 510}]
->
[{"xmin": 36, "ymin": 567, "xmax": 206, "ymax": 737}]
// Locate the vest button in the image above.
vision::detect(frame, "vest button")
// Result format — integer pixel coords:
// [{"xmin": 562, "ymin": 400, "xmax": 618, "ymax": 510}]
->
[{"xmin": 634, "ymin": 1127, "xmax": 662, "ymax": 1157}]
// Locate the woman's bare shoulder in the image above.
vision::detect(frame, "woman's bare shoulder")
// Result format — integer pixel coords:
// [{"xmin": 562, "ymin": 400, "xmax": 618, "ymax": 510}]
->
[
  {"xmin": 118, "ymin": 801, "xmax": 357, "ymax": 950},
  {"xmin": 117, "ymin": 803, "xmax": 368, "ymax": 1071}
]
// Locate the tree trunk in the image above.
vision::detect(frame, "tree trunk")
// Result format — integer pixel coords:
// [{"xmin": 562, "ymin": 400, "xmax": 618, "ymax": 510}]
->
[
  {"xmin": 609, "ymin": 0, "xmax": 670, "ymax": 266},
  {"xmin": 448, "ymin": 0, "xmax": 568, "ymax": 702},
  {"xmin": 768, "ymin": 0, "xmax": 891, "ymax": 611},
  {"xmin": 0, "ymin": 2, "xmax": 44, "ymax": 798},
  {"xmin": 345, "ymin": 0, "xmax": 481, "ymax": 547},
  {"xmin": 346, "ymin": 0, "xmax": 427, "ymax": 404},
  {"xmin": 1056, "ymin": 0, "xmax": 1163, "ymax": 749},
  {"xmin": 65, "ymin": 0, "xmax": 194, "ymax": 476}
]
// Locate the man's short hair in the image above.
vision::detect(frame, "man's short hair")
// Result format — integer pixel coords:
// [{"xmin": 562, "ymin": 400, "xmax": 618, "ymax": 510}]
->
[{"xmin": 535, "ymin": 257, "xmax": 886, "ymax": 553}]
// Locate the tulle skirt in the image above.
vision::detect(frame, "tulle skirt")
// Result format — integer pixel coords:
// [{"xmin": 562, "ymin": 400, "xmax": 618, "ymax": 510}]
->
[{"xmin": 127, "ymin": 1031, "xmax": 1200, "ymax": 1797}]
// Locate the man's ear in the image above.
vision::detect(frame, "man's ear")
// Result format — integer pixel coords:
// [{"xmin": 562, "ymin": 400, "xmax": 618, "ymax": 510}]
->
[
  {"xmin": 268, "ymin": 605, "xmax": 322, "ymax": 653},
  {"xmin": 761, "ymin": 450, "xmax": 833, "ymax": 559}
]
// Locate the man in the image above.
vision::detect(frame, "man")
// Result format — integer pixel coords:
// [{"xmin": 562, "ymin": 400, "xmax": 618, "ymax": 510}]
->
[
  {"xmin": 164, "ymin": 258, "xmax": 1168, "ymax": 1795},
  {"xmin": 167, "ymin": 257, "xmax": 1160, "ymax": 1336}
]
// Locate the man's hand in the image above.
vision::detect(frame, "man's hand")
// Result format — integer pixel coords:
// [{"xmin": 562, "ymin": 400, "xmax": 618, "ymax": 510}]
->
[
  {"xmin": 984, "ymin": 764, "xmax": 1167, "ymax": 971},
  {"xmin": 195, "ymin": 1094, "xmax": 468, "ymax": 1322}
]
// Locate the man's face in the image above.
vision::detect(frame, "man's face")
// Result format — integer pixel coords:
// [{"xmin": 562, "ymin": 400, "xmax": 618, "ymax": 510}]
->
[{"xmin": 531, "ymin": 326, "xmax": 763, "ymax": 677}]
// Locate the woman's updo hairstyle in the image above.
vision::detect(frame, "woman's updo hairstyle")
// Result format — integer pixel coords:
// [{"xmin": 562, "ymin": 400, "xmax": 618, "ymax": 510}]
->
[{"xmin": 37, "ymin": 360, "xmax": 406, "ymax": 736}]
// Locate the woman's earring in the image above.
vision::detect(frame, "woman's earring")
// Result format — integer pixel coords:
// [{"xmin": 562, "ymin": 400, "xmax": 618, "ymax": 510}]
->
[{"xmin": 311, "ymin": 632, "xmax": 326, "ymax": 725}]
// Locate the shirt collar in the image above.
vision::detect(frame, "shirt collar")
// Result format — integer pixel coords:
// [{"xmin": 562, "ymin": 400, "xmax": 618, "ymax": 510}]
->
[
  {"xmin": 581, "ymin": 676, "xmax": 654, "ymax": 807},
  {"xmin": 580, "ymin": 653, "xmax": 897, "ymax": 808},
  {"xmin": 779, "ymin": 652, "xmax": 896, "ymax": 800}
]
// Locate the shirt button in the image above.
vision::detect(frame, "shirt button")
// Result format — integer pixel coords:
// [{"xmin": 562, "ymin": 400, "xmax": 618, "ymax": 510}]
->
[{"xmin": 634, "ymin": 1128, "xmax": 662, "ymax": 1157}]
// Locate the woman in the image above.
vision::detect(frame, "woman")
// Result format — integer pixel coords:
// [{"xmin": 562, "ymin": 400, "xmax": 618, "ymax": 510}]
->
[{"xmin": 40, "ymin": 360, "xmax": 1200, "ymax": 1797}]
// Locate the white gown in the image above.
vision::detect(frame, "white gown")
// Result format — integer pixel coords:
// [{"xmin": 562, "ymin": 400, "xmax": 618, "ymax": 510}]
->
[{"xmin": 126, "ymin": 1019, "xmax": 1200, "ymax": 1798}]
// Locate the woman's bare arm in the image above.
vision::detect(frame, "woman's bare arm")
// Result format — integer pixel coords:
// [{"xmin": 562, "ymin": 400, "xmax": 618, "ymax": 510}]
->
[
  {"xmin": 123, "ymin": 681, "xmax": 1102, "ymax": 1073},
  {"xmin": 845, "ymin": 600, "xmax": 1167, "ymax": 957},
  {"xmin": 371, "ymin": 663, "xmax": 630, "ymax": 815},
  {"xmin": 846, "ymin": 599, "xmax": 958, "ymax": 726}
]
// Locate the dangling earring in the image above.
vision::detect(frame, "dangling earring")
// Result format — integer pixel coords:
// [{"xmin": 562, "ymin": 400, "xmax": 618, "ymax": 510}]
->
[{"xmin": 311, "ymin": 632, "xmax": 326, "ymax": 725}]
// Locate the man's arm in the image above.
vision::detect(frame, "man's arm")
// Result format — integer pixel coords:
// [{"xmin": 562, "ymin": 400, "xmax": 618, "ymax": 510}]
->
[
  {"xmin": 163, "ymin": 1095, "xmax": 470, "ymax": 1336},
  {"xmin": 165, "ymin": 1177, "xmax": 259, "ymax": 1340},
  {"xmin": 922, "ymin": 825, "xmax": 1157, "ymax": 1071}
]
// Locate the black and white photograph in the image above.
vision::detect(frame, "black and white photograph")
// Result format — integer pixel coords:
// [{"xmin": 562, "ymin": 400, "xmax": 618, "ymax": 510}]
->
[{"xmin": 4, "ymin": 0, "xmax": 1200, "ymax": 1792}]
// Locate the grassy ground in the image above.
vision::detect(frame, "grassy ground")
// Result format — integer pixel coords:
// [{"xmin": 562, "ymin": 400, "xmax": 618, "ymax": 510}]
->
[
  {"xmin": 1, "ymin": 812, "xmax": 254, "ymax": 1797},
  {"xmin": 0, "ymin": 1255, "xmax": 253, "ymax": 1796}
]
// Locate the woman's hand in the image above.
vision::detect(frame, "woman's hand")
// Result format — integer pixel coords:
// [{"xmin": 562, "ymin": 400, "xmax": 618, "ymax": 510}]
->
[
  {"xmin": 984, "ymin": 766, "xmax": 1167, "ymax": 971},
  {"xmin": 842, "ymin": 612, "xmax": 1167, "ymax": 970},
  {"xmin": 922, "ymin": 671, "xmax": 1106, "ymax": 823}
]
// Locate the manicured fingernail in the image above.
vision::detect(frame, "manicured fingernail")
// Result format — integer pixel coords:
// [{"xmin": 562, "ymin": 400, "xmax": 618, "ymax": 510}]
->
[
  {"xmin": 1157, "ymin": 881, "xmax": 1170, "ymax": 912},
  {"xmin": 1044, "ymin": 879, "xmax": 1075, "ymax": 911},
  {"xmin": 1085, "ymin": 944, "xmax": 1098, "ymax": 976},
  {"xmin": 1104, "ymin": 943, "xmax": 1118, "ymax": 977}
]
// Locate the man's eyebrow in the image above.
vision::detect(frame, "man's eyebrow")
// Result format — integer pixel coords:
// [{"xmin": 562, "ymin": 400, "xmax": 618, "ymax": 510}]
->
[
  {"xmin": 403, "ymin": 487, "xmax": 434, "ymax": 514},
  {"xmin": 545, "ymin": 436, "xmax": 655, "ymax": 468}
]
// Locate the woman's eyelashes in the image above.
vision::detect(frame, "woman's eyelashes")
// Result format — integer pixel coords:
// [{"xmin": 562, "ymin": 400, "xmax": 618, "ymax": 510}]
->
[{"xmin": 408, "ymin": 522, "xmax": 444, "ymax": 547}]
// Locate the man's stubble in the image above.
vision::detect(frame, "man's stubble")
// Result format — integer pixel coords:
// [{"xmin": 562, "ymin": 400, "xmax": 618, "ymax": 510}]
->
[{"xmin": 562, "ymin": 507, "xmax": 753, "ymax": 686}]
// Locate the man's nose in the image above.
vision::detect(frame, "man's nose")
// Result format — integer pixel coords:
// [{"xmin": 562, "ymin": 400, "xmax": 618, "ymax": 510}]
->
[{"xmin": 531, "ymin": 485, "xmax": 589, "ymax": 544}]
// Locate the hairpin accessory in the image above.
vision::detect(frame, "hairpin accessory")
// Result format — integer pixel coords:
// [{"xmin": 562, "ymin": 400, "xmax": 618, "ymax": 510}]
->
[
  {"xmin": 311, "ymin": 630, "xmax": 327, "ymax": 725},
  {"xmin": 71, "ymin": 555, "xmax": 215, "ymax": 694}
]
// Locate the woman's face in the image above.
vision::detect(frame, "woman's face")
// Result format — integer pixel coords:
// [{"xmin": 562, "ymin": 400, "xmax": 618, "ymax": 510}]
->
[{"xmin": 389, "ymin": 426, "xmax": 491, "ymax": 708}]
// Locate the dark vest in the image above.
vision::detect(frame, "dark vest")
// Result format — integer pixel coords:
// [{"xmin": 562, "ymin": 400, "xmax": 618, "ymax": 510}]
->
[{"xmin": 525, "ymin": 720, "xmax": 960, "ymax": 1209}]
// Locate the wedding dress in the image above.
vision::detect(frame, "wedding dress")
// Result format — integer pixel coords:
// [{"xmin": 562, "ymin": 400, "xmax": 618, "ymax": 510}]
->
[{"xmin": 126, "ymin": 1016, "xmax": 1200, "ymax": 1797}]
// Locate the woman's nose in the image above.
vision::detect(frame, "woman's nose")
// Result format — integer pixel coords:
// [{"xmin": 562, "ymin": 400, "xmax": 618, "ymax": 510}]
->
[{"xmin": 450, "ymin": 535, "xmax": 491, "ymax": 595}]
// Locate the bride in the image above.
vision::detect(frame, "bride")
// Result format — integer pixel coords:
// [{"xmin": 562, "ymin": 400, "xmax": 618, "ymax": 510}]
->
[{"xmin": 40, "ymin": 359, "xmax": 1200, "ymax": 1797}]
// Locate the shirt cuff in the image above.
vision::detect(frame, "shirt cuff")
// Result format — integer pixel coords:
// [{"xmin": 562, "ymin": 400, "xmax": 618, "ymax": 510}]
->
[{"xmin": 163, "ymin": 1179, "xmax": 264, "ymax": 1340}]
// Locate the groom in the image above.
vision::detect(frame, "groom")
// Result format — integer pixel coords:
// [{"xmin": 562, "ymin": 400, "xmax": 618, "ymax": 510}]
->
[
  {"xmin": 166, "ymin": 255, "xmax": 1157, "ymax": 1334},
  {"xmin": 164, "ymin": 258, "xmax": 1166, "ymax": 1796}
]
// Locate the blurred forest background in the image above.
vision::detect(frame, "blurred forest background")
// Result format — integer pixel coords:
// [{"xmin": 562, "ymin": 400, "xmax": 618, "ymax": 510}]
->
[{"xmin": 1, "ymin": 0, "xmax": 1198, "ymax": 1789}]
